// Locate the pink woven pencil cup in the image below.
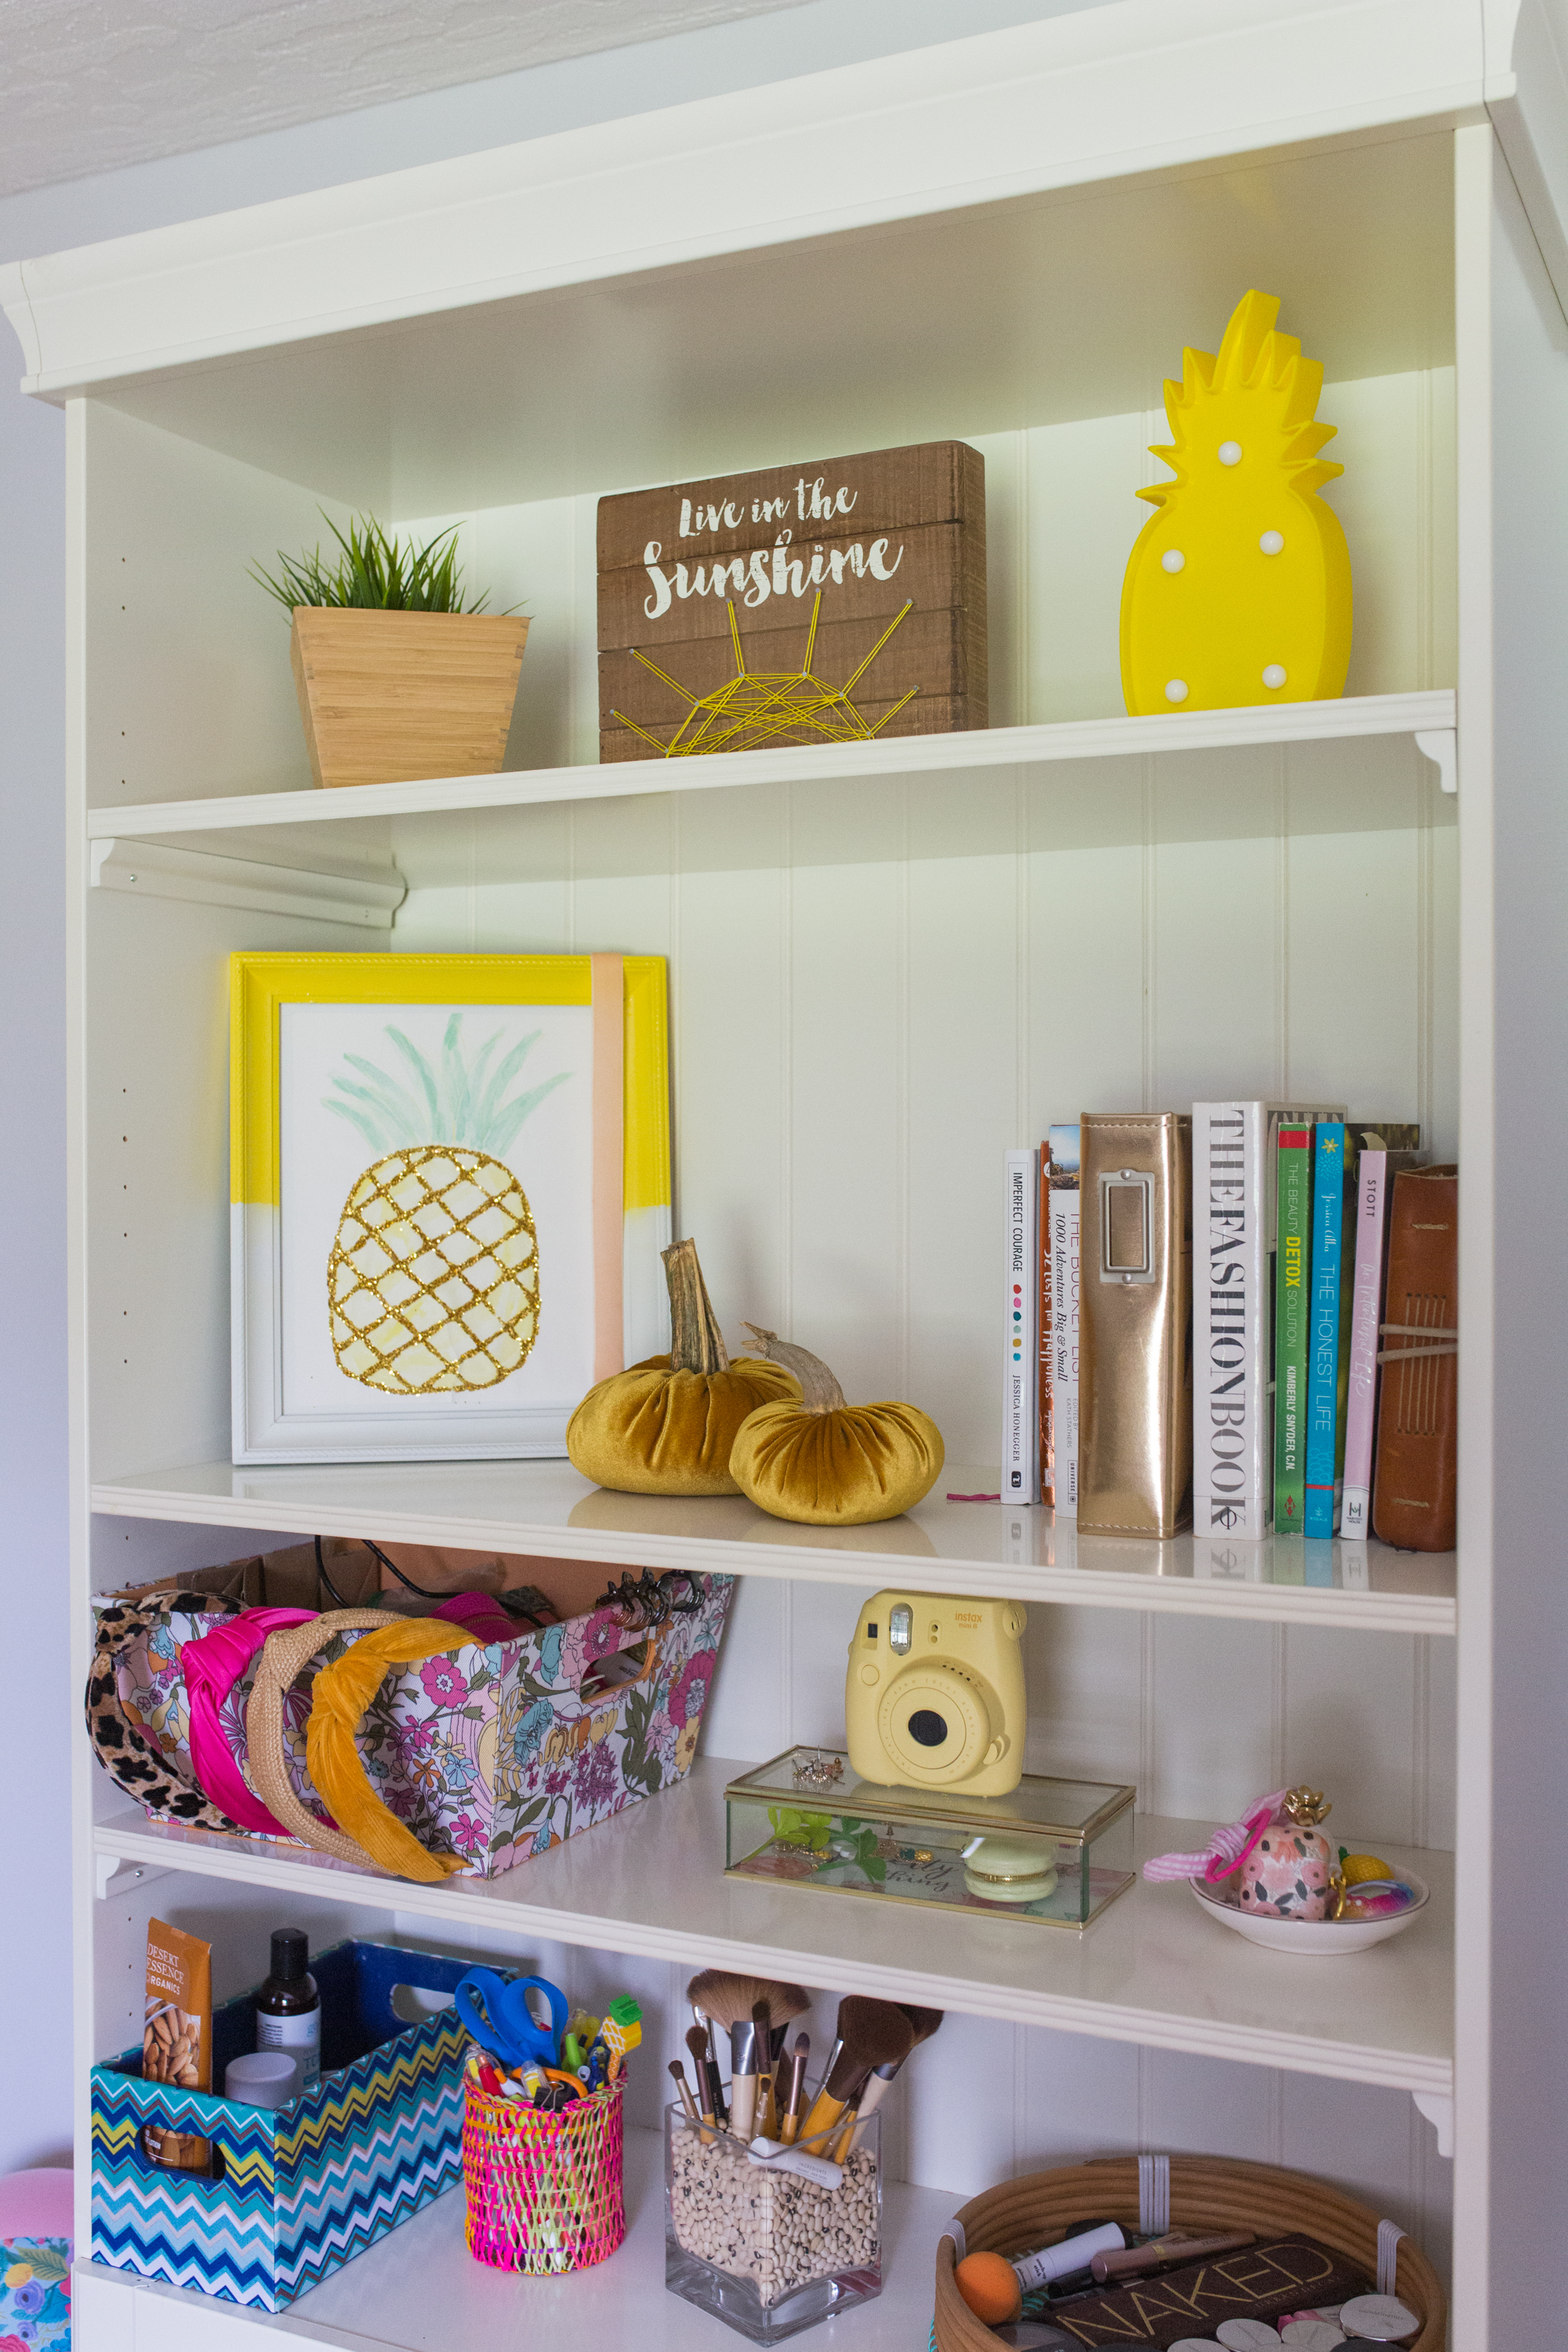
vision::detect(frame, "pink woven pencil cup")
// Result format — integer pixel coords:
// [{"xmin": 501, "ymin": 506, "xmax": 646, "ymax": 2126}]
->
[{"xmin": 461, "ymin": 2077, "xmax": 626, "ymax": 2274}]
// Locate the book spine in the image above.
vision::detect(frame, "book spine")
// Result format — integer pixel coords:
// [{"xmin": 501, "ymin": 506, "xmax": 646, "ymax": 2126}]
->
[
  {"xmin": 1340, "ymin": 1149, "xmax": 1388, "ymax": 1534},
  {"xmin": 1050, "ymin": 1186, "xmax": 1081, "ymax": 1514},
  {"xmin": 1192, "ymin": 1102, "xmax": 1267, "ymax": 1537},
  {"xmin": 1038, "ymin": 1149, "xmax": 1055, "ymax": 1504},
  {"xmin": 1003, "ymin": 1149, "xmax": 1040, "ymax": 1502},
  {"xmin": 1303, "ymin": 1120, "xmax": 1347, "ymax": 1537},
  {"xmin": 1272, "ymin": 1124, "xmax": 1313, "ymax": 1530}
]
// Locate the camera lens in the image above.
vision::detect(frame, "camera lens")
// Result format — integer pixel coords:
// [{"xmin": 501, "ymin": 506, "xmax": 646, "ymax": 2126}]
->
[{"xmin": 907, "ymin": 1708, "xmax": 949, "ymax": 1748}]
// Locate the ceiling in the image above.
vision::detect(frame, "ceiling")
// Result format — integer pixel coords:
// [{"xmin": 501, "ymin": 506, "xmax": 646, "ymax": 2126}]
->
[{"xmin": 0, "ymin": 0, "xmax": 805, "ymax": 198}]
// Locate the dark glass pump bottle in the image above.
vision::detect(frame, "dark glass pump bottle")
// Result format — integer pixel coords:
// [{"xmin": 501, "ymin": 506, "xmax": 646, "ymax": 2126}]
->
[{"xmin": 255, "ymin": 1927, "xmax": 321, "ymax": 2086}]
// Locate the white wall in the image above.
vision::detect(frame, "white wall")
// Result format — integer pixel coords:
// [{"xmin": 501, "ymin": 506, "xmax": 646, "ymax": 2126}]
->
[{"xmin": 0, "ymin": 0, "xmax": 1111, "ymax": 2174}]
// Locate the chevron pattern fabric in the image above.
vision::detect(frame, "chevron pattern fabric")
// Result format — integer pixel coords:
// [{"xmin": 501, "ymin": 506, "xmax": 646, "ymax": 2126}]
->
[{"xmin": 91, "ymin": 1941, "xmax": 468, "ymax": 2311}]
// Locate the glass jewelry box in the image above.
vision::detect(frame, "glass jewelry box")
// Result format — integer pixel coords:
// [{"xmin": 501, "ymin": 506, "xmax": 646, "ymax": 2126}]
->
[{"xmin": 724, "ymin": 1747, "xmax": 1135, "ymax": 1930}]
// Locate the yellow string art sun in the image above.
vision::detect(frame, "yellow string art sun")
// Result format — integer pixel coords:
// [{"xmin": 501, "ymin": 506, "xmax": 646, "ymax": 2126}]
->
[{"xmin": 612, "ymin": 592, "xmax": 917, "ymax": 757}]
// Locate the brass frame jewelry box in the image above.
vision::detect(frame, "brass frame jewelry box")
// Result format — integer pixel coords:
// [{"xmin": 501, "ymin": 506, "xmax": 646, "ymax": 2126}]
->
[{"xmin": 724, "ymin": 1748, "xmax": 1135, "ymax": 1930}]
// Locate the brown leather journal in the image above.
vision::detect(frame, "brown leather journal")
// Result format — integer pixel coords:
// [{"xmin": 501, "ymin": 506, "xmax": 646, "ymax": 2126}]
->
[{"xmin": 1371, "ymin": 1164, "xmax": 1457, "ymax": 1552}]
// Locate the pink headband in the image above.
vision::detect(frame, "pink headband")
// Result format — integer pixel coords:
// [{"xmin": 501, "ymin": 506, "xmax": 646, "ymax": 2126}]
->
[
  {"xmin": 1142, "ymin": 1790, "xmax": 1288, "ymax": 1885},
  {"xmin": 181, "ymin": 1607, "xmax": 319, "ymax": 1835},
  {"xmin": 432, "ymin": 1591, "xmax": 524, "ymax": 1645}
]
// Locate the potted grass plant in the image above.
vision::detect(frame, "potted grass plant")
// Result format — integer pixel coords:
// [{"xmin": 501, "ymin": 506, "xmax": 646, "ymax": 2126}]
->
[{"xmin": 253, "ymin": 513, "xmax": 529, "ymax": 789}]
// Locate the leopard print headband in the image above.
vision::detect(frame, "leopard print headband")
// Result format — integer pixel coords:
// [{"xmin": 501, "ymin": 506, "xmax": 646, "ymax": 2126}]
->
[{"xmin": 86, "ymin": 1590, "xmax": 249, "ymax": 1832}]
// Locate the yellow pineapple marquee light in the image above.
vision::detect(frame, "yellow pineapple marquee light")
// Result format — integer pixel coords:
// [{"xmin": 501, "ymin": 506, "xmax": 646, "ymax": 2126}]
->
[{"xmin": 1120, "ymin": 289, "xmax": 1352, "ymax": 717}]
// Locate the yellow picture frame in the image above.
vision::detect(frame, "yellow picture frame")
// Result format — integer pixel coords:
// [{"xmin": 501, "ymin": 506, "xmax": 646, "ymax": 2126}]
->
[{"xmin": 230, "ymin": 952, "xmax": 670, "ymax": 1463}]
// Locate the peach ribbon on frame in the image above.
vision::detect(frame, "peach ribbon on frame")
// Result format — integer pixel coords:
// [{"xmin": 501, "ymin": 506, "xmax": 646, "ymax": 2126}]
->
[{"xmin": 590, "ymin": 952, "xmax": 625, "ymax": 1383}]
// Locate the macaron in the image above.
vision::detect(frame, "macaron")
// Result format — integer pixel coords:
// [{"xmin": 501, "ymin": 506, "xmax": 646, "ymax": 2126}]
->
[{"xmin": 954, "ymin": 2250, "xmax": 1022, "ymax": 2325}]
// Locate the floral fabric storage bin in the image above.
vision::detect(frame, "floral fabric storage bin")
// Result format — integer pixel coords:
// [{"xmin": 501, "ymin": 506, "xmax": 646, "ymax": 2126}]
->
[{"xmin": 97, "ymin": 1544, "xmax": 734, "ymax": 1878}]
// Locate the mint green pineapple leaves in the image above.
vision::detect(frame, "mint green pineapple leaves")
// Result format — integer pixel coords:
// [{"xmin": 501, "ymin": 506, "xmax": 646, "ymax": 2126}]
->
[{"xmin": 324, "ymin": 1013, "xmax": 568, "ymax": 1159}]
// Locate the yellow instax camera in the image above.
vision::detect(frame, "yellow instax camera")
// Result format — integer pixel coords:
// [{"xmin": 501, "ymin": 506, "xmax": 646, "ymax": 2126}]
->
[{"xmin": 845, "ymin": 1589, "xmax": 1028, "ymax": 1798}]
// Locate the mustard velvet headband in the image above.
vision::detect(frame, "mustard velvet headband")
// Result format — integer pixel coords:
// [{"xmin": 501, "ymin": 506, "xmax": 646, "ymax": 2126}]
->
[
  {"xmin": 86, "ymin": 1591, "xmax": 249, "ymax": 1833},
  {"xmin": 246, "ymin": 1611, "xmax": 391, "ymax": 1867},
  {"xmin": 306, "ymin": 1617, "xmax": 475, "ymax": 1884}
]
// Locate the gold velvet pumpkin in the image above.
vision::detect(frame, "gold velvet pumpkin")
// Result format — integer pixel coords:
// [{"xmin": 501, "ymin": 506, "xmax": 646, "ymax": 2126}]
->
[
  {"xmin": 566, "ymin": 1239, "xmax": 800, "ymax": 1497},
  {"xmin": 729, "ymin": 1325, "xmax": 945, "ymax": 1526}
]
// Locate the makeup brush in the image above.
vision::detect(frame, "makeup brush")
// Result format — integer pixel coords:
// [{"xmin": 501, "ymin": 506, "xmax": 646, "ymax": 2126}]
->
[
  {"xmin": 779, "ymin": 2032, "xmax": 811, "ymax": 2143},
  {"xmin": 841, "ymin": 2003, "xmax": 945, "ymax": 2154},
  {"xmin": 687, "ymin": 1972, "xmax": 809, "ymax": 2143},
  {"xmin": 668, "ymin": 2058, "xmax": 702, "ymax": 2133},
  {"xmin": 750, "ymin": 1999, "xmax": 776, "ymax": 2140},
  {"xmin": 798, "ymin": 1998, "xmax": 914, "ymax": 2150},
  {"xmin": 685, "ymin": 2024, "xmax": 720, "ymax": 2136}
]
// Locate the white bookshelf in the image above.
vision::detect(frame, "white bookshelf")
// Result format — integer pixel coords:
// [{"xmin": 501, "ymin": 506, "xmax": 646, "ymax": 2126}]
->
[
  {"xmin": 73, "ymin": 2124, "xmax": 956, "ymax": 2352},
  {"xmin": 19, "ymin": 2, "xmax": 1568, "ymax": 2341},
  {"xmin": 94, "ymin": 1760, "xmax": 1454, "ymax": 2096},
  {"xmin": 93, "ymin": 1458, "xmax": 1457, "ymax": 1635}
]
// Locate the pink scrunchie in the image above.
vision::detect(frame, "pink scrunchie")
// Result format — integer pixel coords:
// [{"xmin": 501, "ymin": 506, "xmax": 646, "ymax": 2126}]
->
[
  {"xmin": 182, "ymin": 1606, "xmax": 319, "ymax": 1835},
  {"xmin": 1142, "ymin": 1790, "xmax": 1289, "ymax": 1885}
]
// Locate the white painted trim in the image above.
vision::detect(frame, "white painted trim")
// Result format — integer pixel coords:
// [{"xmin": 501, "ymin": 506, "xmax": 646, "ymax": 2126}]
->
[
  {"xmin": 1486, "ymin": 0, "xmax": 1568, "ymax": 326},
  {"xmin": 5, "ymin": 0, "xmax": 1487, "ymax": 400},
  {"xmin": 83, "ymin": 691, "xmax": 1459, "ymax": 843},
  {"xmin": 89, "ymin": 838, "xmax": 407, "ymax": 926},
  {"xmin": 93, "ymin": 1769, "xmax": 1454, "ymax": 2095},
  {"xmin": 1451, "ymin": 116, "xmax": 1498, "ymax": 2350},
  {"xmin": 88, "ymin": 1461, "xmax": 1457, "ymax": 1636}
]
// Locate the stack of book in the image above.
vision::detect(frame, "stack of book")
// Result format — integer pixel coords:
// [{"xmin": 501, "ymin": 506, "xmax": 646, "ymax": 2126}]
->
[{"xmin": 1004, "ymin": 1111, "xmax": 1457, "ymax": 1553}]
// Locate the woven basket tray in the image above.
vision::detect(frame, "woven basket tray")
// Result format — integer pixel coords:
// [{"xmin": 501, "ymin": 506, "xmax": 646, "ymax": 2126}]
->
[{"xmin": 932, "ymin": 2153, "xmax": 1445, "ymax": 2350}]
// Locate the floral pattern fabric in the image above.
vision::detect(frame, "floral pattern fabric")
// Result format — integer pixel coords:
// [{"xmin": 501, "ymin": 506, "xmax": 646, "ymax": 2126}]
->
[
  {"xmin": 99, "ymin": 1576, "xmax": 735, "ymax": 1881},
  {"xmin": 1, "ymin": 2239, "xmax": 71, "ymax": 2351}
]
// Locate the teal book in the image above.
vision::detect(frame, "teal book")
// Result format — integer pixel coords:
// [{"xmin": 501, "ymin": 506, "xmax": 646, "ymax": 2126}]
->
[
  {"xmin": 1304, "ymin": 1120, "xmax": 1346, "ymax": 1538},
  {"xmin": 1272, "ymin": 1123, "xmax": 1314, "ymax": 1530}
]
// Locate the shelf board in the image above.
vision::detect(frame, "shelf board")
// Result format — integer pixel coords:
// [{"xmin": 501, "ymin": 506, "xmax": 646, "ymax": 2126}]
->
[
  {"xmin": 91, "ymin": 1457, "xmax": 1457, "ymax": 1635},
  {"xmin": 84, "ymin": 691, "xmax": 1456, "ymax": 843},
  {"xmin": 75, "ymin": 2122, "xmax": 953, "ymax": 2352},
  {"xmin": 94, "ymin": 1759, "xmax": 1454, "ymax": 2096}
]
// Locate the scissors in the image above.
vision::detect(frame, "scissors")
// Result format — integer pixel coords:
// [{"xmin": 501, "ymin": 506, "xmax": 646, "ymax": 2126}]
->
[{"xmin": 453, "ymin": 1969, "xmax": 568, "ymax": 2071}]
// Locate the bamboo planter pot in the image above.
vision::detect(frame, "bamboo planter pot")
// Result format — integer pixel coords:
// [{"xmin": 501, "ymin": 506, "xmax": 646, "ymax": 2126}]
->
[
  {"xmin": 289, "ymin": 607, "xmax": 530, "ymax": 789},
  {"xmin": 932, "ymin": 2154, "xmax": 1445, "ymax": 2350}
]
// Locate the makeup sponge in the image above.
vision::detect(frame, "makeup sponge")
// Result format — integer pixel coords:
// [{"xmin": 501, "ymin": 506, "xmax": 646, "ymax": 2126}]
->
[{"xmin": 954, "ymin": 2250, "xmax": 1022, "ymax": 2325}]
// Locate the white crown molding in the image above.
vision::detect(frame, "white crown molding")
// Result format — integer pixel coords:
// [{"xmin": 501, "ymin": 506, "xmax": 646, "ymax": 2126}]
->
[{"xmin": 4, "ymin": 0, "xmax": 1490, "ymax": 402}]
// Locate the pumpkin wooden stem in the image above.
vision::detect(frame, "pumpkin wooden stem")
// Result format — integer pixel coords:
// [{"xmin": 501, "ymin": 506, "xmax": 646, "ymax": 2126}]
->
[
  {"xmin": 662, "ymin": 1238, "xmax": 729, "ymax": 1375},
  {"xmin": 742, "ymin": 1324, "xmax": 846, "ymax": 1414}
]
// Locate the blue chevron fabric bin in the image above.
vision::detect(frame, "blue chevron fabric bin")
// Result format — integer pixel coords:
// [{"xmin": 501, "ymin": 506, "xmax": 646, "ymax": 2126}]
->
[{"xmin": 91, "ymin": 1939, "xmax": 469, "ymax": 2310}]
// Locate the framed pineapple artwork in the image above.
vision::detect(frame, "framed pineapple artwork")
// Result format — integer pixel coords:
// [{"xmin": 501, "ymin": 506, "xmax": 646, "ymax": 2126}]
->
[{"xmin": 230, "ymin": 952, "xmax": 670, "ymax": 1461}]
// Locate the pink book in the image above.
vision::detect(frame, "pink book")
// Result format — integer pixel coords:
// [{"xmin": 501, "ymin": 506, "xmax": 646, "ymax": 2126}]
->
[{"xmin": 1341, "ymin": 1150, "xmax": 1388, "ymax": 1535}]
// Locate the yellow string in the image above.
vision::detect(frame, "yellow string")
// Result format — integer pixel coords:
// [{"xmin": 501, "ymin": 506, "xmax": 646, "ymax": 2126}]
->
[
  {"xmin": 306, "ymin": 1619, "xmax": 475, "ymax": 1882},
  {"xmin": 612, "ymin": 596, "xmax": 918, "ymax": 758}
]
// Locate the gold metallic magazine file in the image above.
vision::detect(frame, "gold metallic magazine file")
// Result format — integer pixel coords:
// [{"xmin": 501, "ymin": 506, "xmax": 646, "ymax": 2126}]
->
[{"xmin": 1077, "ymin": 1112, "xmax": 1193, "ymax": 1537}]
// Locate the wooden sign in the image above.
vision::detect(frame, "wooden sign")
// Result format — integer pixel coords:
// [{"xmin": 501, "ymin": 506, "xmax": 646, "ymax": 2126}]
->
[{"xmin": 597, "ymin": 441, "xmax": 985, "ymax": 762}]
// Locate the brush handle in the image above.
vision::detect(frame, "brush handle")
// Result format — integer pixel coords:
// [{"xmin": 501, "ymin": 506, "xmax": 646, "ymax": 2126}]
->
[
  {"xmin": 798, "ymin": 2082, "xmax": 859, "ymax": 2147},
  {"xmin": 779, "ymin": 2042, "xmax": 810, "ymax": 2143},
  {"xmin": 829, "ymin": 2093, "xmax": 861, "ymax": 2164},
  {"xmin": 847, "ymin": 2064, "xmax": 898, "ymax": 2151},
  {"xmin": 668, "ymin": 2062, "xmax": 702, "ymax": 2132}
]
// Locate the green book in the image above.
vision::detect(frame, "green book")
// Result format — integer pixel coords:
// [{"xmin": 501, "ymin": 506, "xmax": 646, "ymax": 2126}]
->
[{"xmin": 1272, "ymin": 1122, "xmax": 1314, "ymax": 1530}]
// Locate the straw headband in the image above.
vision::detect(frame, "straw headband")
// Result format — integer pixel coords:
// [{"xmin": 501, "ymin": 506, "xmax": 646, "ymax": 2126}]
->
[
  {"xmin": 246, "ymin": 1611, "xmax": 390, "ymax": 1865},
  {"xmin": 87, "ymin": 1591, "xmax": 249, "ymax": 1831},
  {"xmin": 306, "ymin": 1618, "xmax": 476, "ymax": 1883},
  {"xmin": 180, "ymin": 1606, "xmax": 318, "ymax": 1836}
]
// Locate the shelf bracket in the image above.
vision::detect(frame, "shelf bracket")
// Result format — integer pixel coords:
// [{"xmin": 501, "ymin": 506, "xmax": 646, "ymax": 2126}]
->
[
  {"xmin": 91, "ymin": 838, "xmax": 407, "ymax": 927},
  {"xmin": 1414, "ymin": 728, "xmax": 1457, "ymax": 796},
  {"xmin": 1412, "ymin": 2089, "xmax": 1454, "ymax": 2157},
  {"xmin": 95, "ymin": 1855, "xmax": 164, "ymax": 1901}
]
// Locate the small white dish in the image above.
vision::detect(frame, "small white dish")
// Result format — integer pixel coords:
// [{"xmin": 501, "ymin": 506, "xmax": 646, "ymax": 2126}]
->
[{"xmin": 1189, "ymin": 1870, "xmax": 1429, "ymax": 1955}]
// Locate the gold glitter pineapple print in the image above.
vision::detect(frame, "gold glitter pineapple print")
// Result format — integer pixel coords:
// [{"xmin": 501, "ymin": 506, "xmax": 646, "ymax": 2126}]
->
[
  {"xmin": 1120, "ymin": 289, "xmax": 1352, "ymax": 714},
  {"xmin": 324, "ymin": 1014, "xmax": 567, "ymax": 1395}
]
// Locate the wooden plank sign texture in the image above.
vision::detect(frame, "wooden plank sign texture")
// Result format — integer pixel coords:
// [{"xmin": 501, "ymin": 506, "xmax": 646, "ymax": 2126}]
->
[{"xmin": 597, "ymin": 441, "xmax": 986, "ymax": 761}]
